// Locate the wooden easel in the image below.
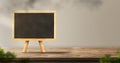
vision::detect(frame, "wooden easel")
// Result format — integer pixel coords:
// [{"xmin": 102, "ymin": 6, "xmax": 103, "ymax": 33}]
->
[{"xmin": 22, "ymin": 40, "xmax": 46, "ymax": 53}]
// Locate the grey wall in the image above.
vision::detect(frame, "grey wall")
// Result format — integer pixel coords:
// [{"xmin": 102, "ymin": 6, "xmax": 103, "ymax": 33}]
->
[{"xmin": 0, "ymin": 0, "xmax": 120, "ymax": 48}]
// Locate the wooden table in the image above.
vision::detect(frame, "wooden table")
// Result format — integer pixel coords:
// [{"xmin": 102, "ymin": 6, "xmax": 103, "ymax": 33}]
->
[{"xmin": 5, "ymin": 47, "xmax": 119, "ymax": 58}]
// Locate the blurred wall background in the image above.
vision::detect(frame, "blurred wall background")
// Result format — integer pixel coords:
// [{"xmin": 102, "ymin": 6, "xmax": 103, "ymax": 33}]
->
[{"xmin": 0, "ymin": 0, "xmax": 120, "ymax": 48}]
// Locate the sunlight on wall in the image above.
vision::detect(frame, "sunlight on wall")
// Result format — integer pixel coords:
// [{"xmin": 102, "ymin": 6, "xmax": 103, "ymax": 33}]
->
[{"xmin": 0, "ymin": 0, "xmax": 120, "ymax": 48}]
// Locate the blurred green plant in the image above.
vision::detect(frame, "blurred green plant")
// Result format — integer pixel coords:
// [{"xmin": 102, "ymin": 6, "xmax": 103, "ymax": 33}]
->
[
  {"xmin": 100, "ymin": 51, "xmax": 120, "ymax": 63},
  {"xmin": 0, "ymin": 47, "xmax": 16, "ymax": 58},
  {"xmin": 0, "ymin": 47, "xmax": 30, "ymax": 63},
  {"xmin": 0, "ymin": 47, "xmax": 16, "ymax": 63}
]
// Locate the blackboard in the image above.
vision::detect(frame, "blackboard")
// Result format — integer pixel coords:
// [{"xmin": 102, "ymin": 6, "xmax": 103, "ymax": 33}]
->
[{"xmin": 13, "ymin": 11, "xmax": 55, "ymax": 39}]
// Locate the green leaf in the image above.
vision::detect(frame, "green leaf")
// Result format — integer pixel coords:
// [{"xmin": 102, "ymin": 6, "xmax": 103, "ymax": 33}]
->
[
  {"xmin": 4, "ymin": 51, "xmax": 16, "ymax": 58},
  {"xmin": 99, "ymin": 54, "xmax": 111, "ymax": 63},
  {"xmin": 116, "ymin": 51, "xmax": 120, "ymax": 58}
]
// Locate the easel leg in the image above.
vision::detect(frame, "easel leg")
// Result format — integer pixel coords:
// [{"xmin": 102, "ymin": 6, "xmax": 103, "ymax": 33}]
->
[
  {"xmin": 38, "ymin": 41, "xmax": 46, "ymax": 53},
  {"xmin": 22, "ymin": 40, "xmax": 29, "ymax": 53}
]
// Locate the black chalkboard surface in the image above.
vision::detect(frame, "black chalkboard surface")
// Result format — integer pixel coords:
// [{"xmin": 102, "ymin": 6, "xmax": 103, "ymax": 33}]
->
[{"xmin": 13, "ymin": 11, "xmax": 55, "ymax": 39}]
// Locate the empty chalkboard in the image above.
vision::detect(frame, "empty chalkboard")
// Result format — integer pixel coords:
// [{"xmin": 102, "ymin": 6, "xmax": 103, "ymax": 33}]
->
[{"xmin": 13, "ymin": 11, "xmax": 56, "ymax": 40}]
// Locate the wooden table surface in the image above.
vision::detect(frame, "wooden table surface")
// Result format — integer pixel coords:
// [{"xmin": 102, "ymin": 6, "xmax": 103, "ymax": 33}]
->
[{"xmin": 4, "ymin": 47, "xmax": 120, "ymax": 58}]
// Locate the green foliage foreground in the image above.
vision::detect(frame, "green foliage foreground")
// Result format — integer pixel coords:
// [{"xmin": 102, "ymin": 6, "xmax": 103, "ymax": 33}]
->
[
  {"xmin": 0, "ymin": 47, "xmax": 16, "ymax": 59},
  {"xmin": 100, "ymin": 51, "xmax": 120, "ymax": 63},
  {"xmin": 0, "ymin": 47, "xmax": 16, "ymax": 63},
  {"xmin": 0, "ymin": 47, "xmax": 29, "ymax": 63}
]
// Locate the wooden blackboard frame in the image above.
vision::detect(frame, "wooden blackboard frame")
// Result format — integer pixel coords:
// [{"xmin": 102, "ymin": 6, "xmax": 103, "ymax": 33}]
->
[{"xmin": 12, "ymin": 10, "xmax": 56, "ymax": 41}]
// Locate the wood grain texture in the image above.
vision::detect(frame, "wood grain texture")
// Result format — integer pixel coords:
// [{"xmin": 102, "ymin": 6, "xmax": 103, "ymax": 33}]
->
[{"xmin": 5, "ymin": 48, "xmax": 120, "ymax": 58}]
